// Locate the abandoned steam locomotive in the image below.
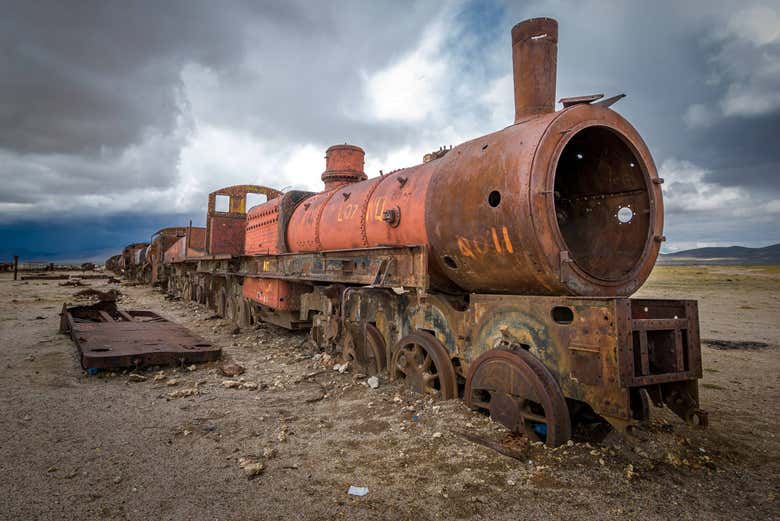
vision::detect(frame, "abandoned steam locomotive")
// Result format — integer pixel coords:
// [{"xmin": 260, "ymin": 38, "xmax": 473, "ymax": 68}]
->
[{"xmin": 107, "ymin": 18, "xmax": 707, "ymax": 446}]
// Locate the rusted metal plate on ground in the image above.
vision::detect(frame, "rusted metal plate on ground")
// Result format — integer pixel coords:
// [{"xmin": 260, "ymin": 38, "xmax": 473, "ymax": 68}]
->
[{"xmin": 59, "ymin": 301, "xmax": 221, "ymax": 369}]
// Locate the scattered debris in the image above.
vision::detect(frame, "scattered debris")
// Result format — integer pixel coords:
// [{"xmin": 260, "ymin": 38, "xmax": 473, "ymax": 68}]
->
[
  {"xmin": 347, "ymin": 486, "xmax": 369, "ymax": 497},
  {"xmin": 238, "ymin": 457, "xmax": 265, "ymax": 478},
  {"xmin": 454, "ymin": 430, "xmax": 529, "ymax": 461},
  {"xmin": 704, "ymin": 339, "xmax": 771, "ymax": 350},
  {"xmin": 219, "ymin": 363, "xmax": 245, "ymax": 377},
  {"xmin": 73, "ymin": 288, "xmax": 120, "ymax": 302},
  {"xmin": 333, "ymin": 362, "xmax": 349, "ymax": 373},
  {"xmin": 59, "ymin": 279, "xmax": 87, "ymax": 287},
  {"xmin": 168, "ymin": 388, "xmax": 197, "ymax": 399}
]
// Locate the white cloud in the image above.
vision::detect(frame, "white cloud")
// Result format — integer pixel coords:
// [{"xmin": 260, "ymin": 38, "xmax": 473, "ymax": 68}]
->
[
  {"xmin": 362, "ymin": 22, "xmax": 448, "ymax": 122},
  {"xmin": 683, "ymin": 103, "xmax": 719, "ymax": 128},
  {"xmin": 661, "ymin": 158, "xmax": 780, "ymax": 217},
  {"xmin": 685, "ymin": 4, "xmax": 780, "ymax": 126}
]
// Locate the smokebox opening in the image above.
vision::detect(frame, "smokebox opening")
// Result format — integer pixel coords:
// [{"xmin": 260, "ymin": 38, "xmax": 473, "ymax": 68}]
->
[{"xmin": 553, "ymin": 126, "xmax": 651, "ymax": 281}]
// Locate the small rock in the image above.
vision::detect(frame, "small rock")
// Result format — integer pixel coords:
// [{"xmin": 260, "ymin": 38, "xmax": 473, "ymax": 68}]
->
[
  {"xmin": 187, "ymin": 364, "xmax": 197, "ymax": 372},
  {"xmin": 432, "ymin": 432, "xmax": 443, "ymax": 439},
  {"xmin": 219, "ymin": 363, "xmax": 245, "ymax": 377},
  {"xmin": 129, "ymin": 374, "xmax": 147, "ymax": 383},
  {"xmin": 113, "ymin": 476, "xmax": 122, "ymax": 484},
  {"xmin": 367, "ymin": 376, "xmax": 379, "ymax": 389},
  {"xmin": 22, "ymin": 415, "xmax": 32, "ymax": 421},
  {"xmin": 263, "ymin": 447, "xmax": 277, "ymax": 459},
  {"xmin": 624, "ymin": 464, "xmax": 636, "ymax": 481},
  {"xmin": 222, "ymin": 380, "xmax": 241, "ymax": 389},
  {"xmin": 241, "ymin": 382, "xmax": 259, "ymax": 390},
  {"xmin": 166, "ymin": 379, "xmax": 180, "ymax": 386},
  {"xmin": 238, "ymin": 457, "xmax": 264, "ymax": 477},
  {"xmin": 230, "ymin": 325, "xmax": 241, "ymax": 335},
  {"xmin": 168, "ymin": 388, "xmax": 197, "ymax": 398},
  {"xmin": 153, "ymin": 372, "xmax": 166, "ymax": 382}
]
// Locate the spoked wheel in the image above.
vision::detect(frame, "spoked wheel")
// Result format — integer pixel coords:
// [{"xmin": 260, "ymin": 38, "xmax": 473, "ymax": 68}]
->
[
  {"xmin": 391, "ymin": 331, "xmax": 457, "ymax": 399},
  {"xmin": 342, "ymin": 324, "xmax": 387, "ymax": 376},
  {"xmin": 465, "ymin": 348, "xmax": 571, "ymax": 447}
]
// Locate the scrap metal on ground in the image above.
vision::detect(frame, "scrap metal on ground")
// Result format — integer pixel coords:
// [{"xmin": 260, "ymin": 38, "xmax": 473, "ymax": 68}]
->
[{"xmin": 59, "ymin": 301, "xmax": 221, "ymax": 369}]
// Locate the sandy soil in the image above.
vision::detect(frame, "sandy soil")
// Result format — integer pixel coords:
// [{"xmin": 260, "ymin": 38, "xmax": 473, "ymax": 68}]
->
[{"xmin": 0, "ymin": 266, "xmax": 777, "ymax": 520}]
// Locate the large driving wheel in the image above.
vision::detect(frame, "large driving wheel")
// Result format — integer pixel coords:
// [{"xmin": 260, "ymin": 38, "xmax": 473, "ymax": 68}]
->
[
  {"xmin": 391, "ymin": 331, "xmax": 457, "ymax": 399},
  {"xmin": 342, "ymin": 324, "xmax": 387, "ymax": 376},
  {"xmin": 465, "ymin": 348, "xmax": 571, "ymax": 447}
]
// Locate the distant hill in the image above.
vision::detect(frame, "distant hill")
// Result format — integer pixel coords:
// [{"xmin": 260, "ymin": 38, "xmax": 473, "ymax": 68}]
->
[{"xmin": 658, "ymin": 243, "xmax": 780, "ymax": 265}]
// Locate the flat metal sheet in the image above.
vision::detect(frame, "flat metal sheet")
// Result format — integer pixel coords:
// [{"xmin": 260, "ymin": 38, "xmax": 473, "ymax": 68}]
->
[{"xmin": 60, "ymin": 301, "xmax": 221, "ymax": 369}]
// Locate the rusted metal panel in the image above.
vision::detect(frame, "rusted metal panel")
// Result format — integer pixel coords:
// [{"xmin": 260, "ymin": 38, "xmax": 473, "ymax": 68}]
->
[
  {"xmin": 59, "ymin": 301, "xmax": 221, "ymax": 369},
  {"xmin": 205, "ymin": 185, "xmax": 282, "ymax": 256},
  {"xmin": 244, "ymin": 191, "xmax": 313, "ymax": 256},
  {"xmin": 242, "ymin": 277, "xmax": 307, "ymax": 311},
  {"xmin": 240, "ymin": 246, "xmax": 429, "ymax": 290}
]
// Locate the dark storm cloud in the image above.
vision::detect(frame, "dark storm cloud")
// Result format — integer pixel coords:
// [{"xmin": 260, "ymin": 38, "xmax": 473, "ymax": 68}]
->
[
  {"xmin": 0, "ymin": 0, "xmax": 778, "ymax": 255},
  {"xmin": 0, "ymin": 0, "xmax": 444, "ymax": 215},
  {"xmin": 0, "ymin": 1, "xmax": 244, "ymax": 154}
]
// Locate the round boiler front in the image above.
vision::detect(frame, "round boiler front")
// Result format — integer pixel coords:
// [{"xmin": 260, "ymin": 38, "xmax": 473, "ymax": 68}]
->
[
  {"xmin": 552, "ymin": 126, "xmax": 652, "ymax": 282},
  {"xmin": 529, "ymin": 103, "xmax": 663, "ymax": 295}
]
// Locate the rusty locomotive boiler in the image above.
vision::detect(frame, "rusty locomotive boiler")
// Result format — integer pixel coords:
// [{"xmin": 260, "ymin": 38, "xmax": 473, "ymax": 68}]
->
[{"xmin": 108, "ymin": 18, "xmax": 707, "ymax": 446}]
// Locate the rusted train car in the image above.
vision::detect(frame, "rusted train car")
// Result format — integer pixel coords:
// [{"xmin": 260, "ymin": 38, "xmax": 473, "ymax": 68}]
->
[{"xmin": 108, "ymin": 18, "xmax": 707, "ymax": 446}]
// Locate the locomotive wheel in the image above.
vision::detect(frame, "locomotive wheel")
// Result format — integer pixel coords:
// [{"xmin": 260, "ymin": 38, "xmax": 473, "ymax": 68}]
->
[
  {"xmin": 342, "ymin": 324, "xmax": 387, "ymax": 376},
  {"xmin": 391, "ymin": 331, "xmax": 457, "ymax": 399},
  {"xmin": 464, "ymin": 348, "xmax": 571, "ymax": 447}
]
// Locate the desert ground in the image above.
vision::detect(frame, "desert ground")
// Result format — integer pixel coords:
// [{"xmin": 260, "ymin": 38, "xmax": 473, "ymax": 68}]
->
[{"xmin": 0, "ymin": 265, "xmax": 777, "ymax": 520}]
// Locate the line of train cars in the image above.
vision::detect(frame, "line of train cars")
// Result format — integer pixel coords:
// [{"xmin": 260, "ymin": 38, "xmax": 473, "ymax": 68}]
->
[{"xmin": 106, "ymin": 18, "xmax": 706, "ymax": 446}]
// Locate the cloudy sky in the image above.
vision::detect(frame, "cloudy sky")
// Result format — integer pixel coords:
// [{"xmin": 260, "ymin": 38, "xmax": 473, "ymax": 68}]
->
[{"xmin": 1, "ymin": 0, "xmax": 778, "ymax": 260}]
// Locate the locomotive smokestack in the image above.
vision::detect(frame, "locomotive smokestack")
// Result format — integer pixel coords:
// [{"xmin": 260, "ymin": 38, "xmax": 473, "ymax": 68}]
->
[
  {"xmin": 321, "ymin": 144, "xmax": 367, "ymax": 191},
  {"xmin": 512, "ymin": 17, "xmax": 558, "ymax": 122}
]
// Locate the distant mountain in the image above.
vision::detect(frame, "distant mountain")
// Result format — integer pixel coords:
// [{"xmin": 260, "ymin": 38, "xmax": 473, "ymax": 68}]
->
[{"xmin": 658, "ymin": 243, "xmax": 780, "ymax": 265}]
